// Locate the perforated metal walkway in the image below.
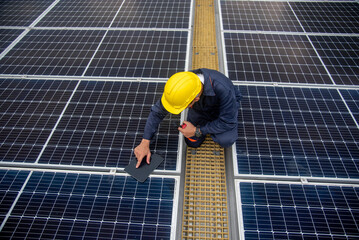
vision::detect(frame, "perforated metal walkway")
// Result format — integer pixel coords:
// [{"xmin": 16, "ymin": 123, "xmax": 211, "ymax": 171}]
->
[{"xmin": 181, "ymin": 1, "xmax": 230, "ymax": 239}]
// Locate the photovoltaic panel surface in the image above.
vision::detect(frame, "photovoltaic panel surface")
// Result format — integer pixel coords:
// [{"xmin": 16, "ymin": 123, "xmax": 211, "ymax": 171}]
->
[
  {"xmin": 39, "ymin": 81, "xmax": 180, "ymax": 170},
  {"xmin": 85, "ymin": 30, "xmax": 188, "ymax": 78},
  {"xmin": 0, "ymin": 79, "xmax": 77, "ymax": 163},
  {"xmin": 0, "ymin": 29, "xmax": 106, "ymax": 76},
  {"xmin": 220, "ymin": 1, "xmax": 303, "ymax": 32},
  {"xmin": 224, "ymin": 33, "xmax": 332, "ymax": 84},
  {"xmin": 291, "ymin": 2, "xmax": 359, "ymax": 34},
  {"xmin": 0, "ymin": 30, "xmax": 189, "ymax": 79},
  {"xmin": 1, "ymin": 0, "xmax": 358, "ymax": 239},
  {"xmin": 112, "ymin": 0, "xmax": 191, "ymax": 29},
  {"xmin": 236, "ymin": 86, "xmax": 359, "ymax": 178},
  {"xmin": 310, "ymin": 35, "xmax": 359, "ymax": 86},
  {"xmin": 0, "ymin": 29, "xmax": 24, "ymax": 53},
  {"xmin": 35, "ymin": 0, "xmax": 124, "ymax": 28},
  {"xmin": 0, "ymin": 170, "xmax": 29, "ymax": 225},
  {"xmin": 239, "ymin": 182, "xmax": 359, "ymax": 239},
  {"xmin": 340, "ymin": 89, "xmax": 359, "ymax": 124},
  {"xmin": 1, "ymin": 171, "xmax": 175, "ymax": 239},
  {"xmin": 0, "ymin": 0, "xmax": 54, "ymax": 27}
]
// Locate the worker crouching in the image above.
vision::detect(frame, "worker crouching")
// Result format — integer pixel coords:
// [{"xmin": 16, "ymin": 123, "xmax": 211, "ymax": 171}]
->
[{"xmin": 134, "ymin": 68, "xmax": 242, "ymax": 168}]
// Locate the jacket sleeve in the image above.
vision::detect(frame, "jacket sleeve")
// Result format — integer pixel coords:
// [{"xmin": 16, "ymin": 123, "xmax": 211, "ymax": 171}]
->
[
  {"xmin": 200, "ymin": 84, "xmax": 239, "ymax": 136},
  {"xmin": 143, "ymin": 99, "xmax": 169, "ymax": 140}
]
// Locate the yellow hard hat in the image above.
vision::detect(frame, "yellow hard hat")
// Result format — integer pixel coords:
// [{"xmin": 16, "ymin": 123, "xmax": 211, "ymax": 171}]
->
[{"xmin": 161, "ymin": 72, "xmax": 202, "ymax": 114}]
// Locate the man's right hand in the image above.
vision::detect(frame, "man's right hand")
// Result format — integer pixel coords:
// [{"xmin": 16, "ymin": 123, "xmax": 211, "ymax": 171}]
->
[{"xmin": 134, "ymin": 139, "xmax": 151, "ymax": 168}]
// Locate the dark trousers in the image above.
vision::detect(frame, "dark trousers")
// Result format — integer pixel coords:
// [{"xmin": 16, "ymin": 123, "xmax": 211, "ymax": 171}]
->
[{"xmin": 184, "ymin": 108, "xmax": 238, "ymax": 148}]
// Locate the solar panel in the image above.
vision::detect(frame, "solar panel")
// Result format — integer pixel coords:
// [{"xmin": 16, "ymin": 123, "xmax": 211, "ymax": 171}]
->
[
  {"xmin": 0, "ymin": 170, "xmax": 29, "ymax": 224},
  {"xmin": 0, "ymin": 29, "xmax": 188, "ymax": 78},
  {"xmin": 0, "ymin": 29, "xmax": 25, "ymax": 53},
  {"xmin": 0, "ymin": 29, "xmax": 106, "ymax": 76},
  {"xmin": 236, "ymin": 86, "xmax": 359, "ymax": 178},
  {"xmin": 35, "ymin": 0, "xmax": 124, "ymax": 28},
  {"xmin": 224, "ymin": 33, "xmax": 332, "ymax": 84},
  {"xmin": 1, "ymin": 0, "xmax": 359, "ymax": 239},
  {"xmin": 291, "ymin": 2, "xmax": 359, "ymax": 34},
  {"xmin": 0, "ymin": 79, "xmax": 78, "ymax": 163},
  {"xmin": 0, "ymin": 171, "xmax": 176, "ymax": 239},
  {"xmin": 310, "ymin": 35, "xmax": 359, "ymax": 86},
  {"xmin": 220, "ymin": 1, "xmax": 303, "ymax": 32},
  {"xmin": 112, "ymin": 0, "xmax": 191, "ymax": 29},
  {"xmin": 39, "ymin": 81, "xmax": 180, "ymax": 170},
  {"xmin": 239, "ymin": 182, "xmax": 359, "ymax": 239},
  {"xmin": 0, "ymin": 0, "xmax": 54, "ymax": 27},
  {"xmin": 340, "ymin": 89, "xmax": 359, "ymax": 123},
  {"xmin": 84, "ymin": 30, "xmax": 188, "ymax": 78}
]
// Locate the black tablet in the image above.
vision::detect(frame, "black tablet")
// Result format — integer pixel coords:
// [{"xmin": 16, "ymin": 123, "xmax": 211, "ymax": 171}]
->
[{"xmin": 124, "ymin": 154, "xmax": 164, "ymax": 182}]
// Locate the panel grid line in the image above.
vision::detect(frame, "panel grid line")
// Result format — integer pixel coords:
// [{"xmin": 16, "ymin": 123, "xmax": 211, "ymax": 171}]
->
[
  {"xmin": 81, "ymin": 0, "xmax": 126, "ymax": 76},
  {"xmin": 34, "ymin": 80, "xmax": 81, "ymax": 164},
  {"xmin": 0, "ymin": 0, "xmax": 61, "ymax": 60},
  {"xmin": 0, "ymin": 171, "xmax": 33, "ymax": 231}
]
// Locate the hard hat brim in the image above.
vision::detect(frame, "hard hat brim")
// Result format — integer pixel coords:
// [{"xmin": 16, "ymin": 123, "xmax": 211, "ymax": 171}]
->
[{"xmin": 161, "ymin": 94, "xmax": 186, "ymax": 114}]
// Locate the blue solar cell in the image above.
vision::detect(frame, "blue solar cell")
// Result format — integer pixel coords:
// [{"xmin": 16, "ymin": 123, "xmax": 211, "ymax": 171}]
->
[
  {"xmin": 240, "ymin": 182, "xmax": 359, "ymax": 239},
  {"xmin": 0, "ymin": 0, "xmax": 54, "ymax": 27},
  {"xmin": 85, "ymin": 30, "xmax": 188, "ymax": 78},
  {"xmin": 340, "ymin": 90, "xmax": 359, "ymax": 123},
  {"xmin": 0, "ymin": 29, "xmax": 106, "ymax": 76},
  {"xmin": 310, "ymin": 36, "xmax": 359, "ymax": 85},
  {"xmin": 1, "ymin": 172, "xmax": 175, "ymax": 239},
  {"xmin": 36, "ymin": 0, "xmax": 124, "ymax": 28},
  {"xmin": 0, "ymin": 29, "xmax": 24, "ymax": 53},
  {"xmin": 0, "ymin": 170, "xmax": 29, "ymax": 224},
  {"xmin": 224, "ymin": 33, "xmax": 332, "ymax": 84},
  {"xmin": 237, "ymin": 86, "xmax": 359, "ymax": 178},
  {"xmin": 291, "ymin": 2, "xmax": 359, "ymax": 34},
  {"xmin": 221, "ymin": 1, "xmax": 303, "ymax": 32},
  {"xmin": 113, "ymin": 0, "xmax": 191, "ymax": 29},
  {"xmin": 39, "ymin": 81, "xmax": 180, "ymax": 169},
  {"xmin": 0, "ymin": 79, "xmax": 78, "ymax": 163}
]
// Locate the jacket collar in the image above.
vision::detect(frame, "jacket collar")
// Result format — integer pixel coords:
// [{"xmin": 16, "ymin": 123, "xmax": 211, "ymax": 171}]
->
[{"xmin": 192, "ymin": 68, "xmax": 216, "ymax": 97}]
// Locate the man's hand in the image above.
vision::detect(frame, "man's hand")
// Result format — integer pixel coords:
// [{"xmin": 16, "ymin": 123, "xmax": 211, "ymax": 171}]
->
[
  {"xmin": 178, "ymin": 121, "xmax": 196, "ymax": 138},
  {"xmin": 134, "ymin": 139, "xmax": 151, "ymax": 168}
]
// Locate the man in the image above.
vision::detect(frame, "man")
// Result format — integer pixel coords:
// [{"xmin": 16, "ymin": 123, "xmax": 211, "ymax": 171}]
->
[{"xmin": 134, "ymin": 68, "xmax": 241, "ymax": 168}]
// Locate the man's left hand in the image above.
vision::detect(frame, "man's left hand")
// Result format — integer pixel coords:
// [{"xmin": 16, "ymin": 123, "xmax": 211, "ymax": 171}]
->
[{"xmin": 178, "ymin": 121, "xmax": 196, "ymax": 138}]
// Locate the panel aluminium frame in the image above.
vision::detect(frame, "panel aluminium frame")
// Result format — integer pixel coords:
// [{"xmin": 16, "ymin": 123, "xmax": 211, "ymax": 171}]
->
[
  {"xmin": 234, "ymin": 179, "xmax": 359, "ymax": 240},
  {"xmin": 218, "ymin": 1, "xmax": 359, "ymax": 237},
  {"xmin": 219, "ymin": 0, "xmax": 359, "ymax": 86},
  {"xmin": 0, "ymin": 168, "xmax": 181, "ymax": 240},
  {"xmin": 232, "ymin": 85, "xmax": 359, "ymax": 180},
  {"xmin": 0, "ymin": 0, "xmax": 193, "ymax": 80}
]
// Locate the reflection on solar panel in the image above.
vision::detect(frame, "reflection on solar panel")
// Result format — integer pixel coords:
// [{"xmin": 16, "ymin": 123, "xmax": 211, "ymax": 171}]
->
[
  {"xmin": 236, "ymin": 86, "xmax": 359, "ymax": 178},
  {"xmin": 39, "ymin": 81, "xmax": 179, "ymax": 169},
  {"xmin": 36, "ymin": 0, "xmax": 124, "ymax": 28},
  {"xmin": 0, "ymin": 29, "xmax": 106, "ymax": 76},
  {"xmin": 239, "ymin": 182, "xmax": 359, "ymax": 239},
  {"xmin": 220, "ymin": 1, "xmax": 303, "ymax": 32},
  {"xmin": 113, "ymin": 0, "xmax": 191, "ymax": 29},
  {"xmin": 0, "ymin": 0, "xmax": 54, "ymax": 27},
  {"xmin": 0, "ymin": 79, "xmax": 77, "ymax": 163},
  {"xmin": 224, "ymin": 33, "xmax": 332, "ymax": 84},
  {"xmin": 1, "ymin": 171, "xmax": 176, "ymax": 239},
  {"xmin": 310, "ymin": 35, "xmax": 359, "ymax": 86},
  {"xmin": 85, "ymin": 30, "xmax": 188, "ymax": 78},
  {"xmin": 291, "ymin": 2, "xmax": 359, "ymax": 34}
]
